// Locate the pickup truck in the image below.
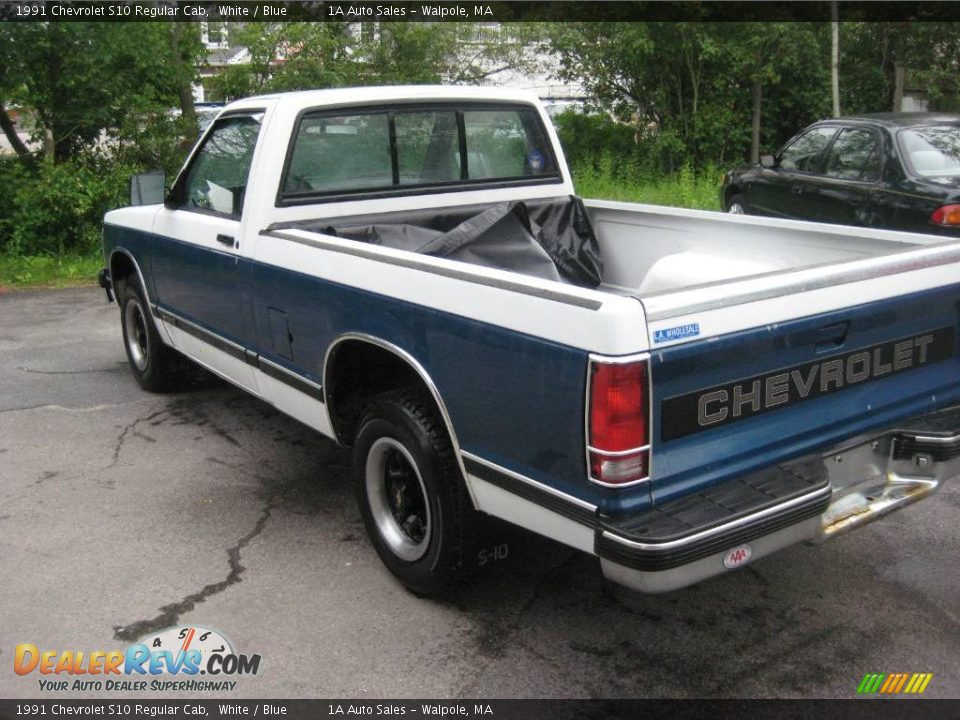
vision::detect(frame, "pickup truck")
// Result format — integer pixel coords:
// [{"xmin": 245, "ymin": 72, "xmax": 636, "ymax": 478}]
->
[{"xmin": 100, "ymin": 86, "xmax": 960, "ymax": 596}]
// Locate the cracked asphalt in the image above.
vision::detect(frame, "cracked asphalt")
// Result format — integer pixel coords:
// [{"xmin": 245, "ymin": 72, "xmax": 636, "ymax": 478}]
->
[{"xmin": 1, "ymin": 287, "xmax": 959, "ymax": 700}]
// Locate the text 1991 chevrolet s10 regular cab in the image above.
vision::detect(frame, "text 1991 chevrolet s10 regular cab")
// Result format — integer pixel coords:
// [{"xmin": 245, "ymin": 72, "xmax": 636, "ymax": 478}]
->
[{"xmin": 99, "ymin": 86, "xmax": 960, "ymax": 595}]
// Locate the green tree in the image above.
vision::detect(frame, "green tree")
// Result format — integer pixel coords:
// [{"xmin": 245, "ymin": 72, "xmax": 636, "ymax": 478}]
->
[
  {"xmin": 209, "ymin": 22, "xmax": 543, "ymax": 100},
  {"xmin": 211, "ymin": 22, "xmax": 355, "ymax": 98},
  {"xmin": 0, "ymin": 23, "xmax": 202, "ymax": 163},
  {"xmin": 547, "ymin": 22, "xmax": 830, "ymax": 169},
  {"xmin": 720, "ymin": 23, "xmax": 829, "ymax": 162},
  {"xmin": 840, "ymin": 22, "xmax": 960, "ymax": 114}
]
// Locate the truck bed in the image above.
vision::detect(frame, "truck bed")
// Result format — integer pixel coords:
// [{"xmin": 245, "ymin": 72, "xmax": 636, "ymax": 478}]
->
[
  {"xmin": 275, "ymin": 195, "xmax": 957, "ymax": 304},
  {"xmin": 585, "ymin": 199, "xmax": 949, "ymax": 295}
]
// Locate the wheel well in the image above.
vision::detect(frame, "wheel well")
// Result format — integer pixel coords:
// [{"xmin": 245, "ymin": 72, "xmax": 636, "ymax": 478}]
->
[
  {"xmin": 325, "ymin": 340, "xmax": 438, "ymax": 447},
  {"xmin": 724, "ymin": 185, "xmax": 742, "ymax": 207},
  {"xmin": 109, "ymin": 251, "xmax": 136, "ymax": 297}
]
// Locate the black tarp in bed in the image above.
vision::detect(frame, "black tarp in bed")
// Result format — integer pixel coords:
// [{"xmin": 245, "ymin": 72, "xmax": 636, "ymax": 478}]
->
[{"xmin": 301, "ymin": 196, "xmax": 603, "ymax": 288}]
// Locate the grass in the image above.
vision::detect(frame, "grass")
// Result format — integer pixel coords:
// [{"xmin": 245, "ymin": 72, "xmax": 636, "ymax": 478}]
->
[
  {"xmin": 0, "ymin": 251, "xmax": 102, "ymax": 290},
  {"xmin": 571, "ymin": 155, "xmax": 723, "ymax": 211}
]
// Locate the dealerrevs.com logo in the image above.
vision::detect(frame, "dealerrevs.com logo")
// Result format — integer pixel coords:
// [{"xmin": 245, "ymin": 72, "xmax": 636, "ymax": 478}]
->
[{"xmin": 14, "ymin": 626, "xmax": 261, "ymax": 692}]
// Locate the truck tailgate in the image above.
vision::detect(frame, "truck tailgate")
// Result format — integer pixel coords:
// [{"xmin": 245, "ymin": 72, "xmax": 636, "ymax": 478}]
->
[{"xmin": 643, "ymin": 242, "xmax": 960, "ymax": 509}]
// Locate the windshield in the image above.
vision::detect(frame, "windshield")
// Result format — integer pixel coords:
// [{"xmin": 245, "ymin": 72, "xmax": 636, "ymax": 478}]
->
[{"xmin": 898, "ymin": 125, "xmax": 960, "ymax": 180}]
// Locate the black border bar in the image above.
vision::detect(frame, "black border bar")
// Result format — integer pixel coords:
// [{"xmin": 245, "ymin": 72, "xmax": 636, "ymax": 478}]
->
[
  {"xmin": 2, "ymin": 699, "xmax": 960, "ymax": 720},
  {"xmin": 9, "ymin": 2, "xmax": 960, "ymax": 23}
]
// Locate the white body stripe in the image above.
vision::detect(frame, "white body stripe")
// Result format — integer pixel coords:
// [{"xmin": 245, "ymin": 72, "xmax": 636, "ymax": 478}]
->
[
  {"xmin": 251, "ymin": 229, "xmax": 648, "ymax": 355},
  {"xmin": 162, "ymin": 322, "xmax": 261, "ymax": 397},
  {"xmin": 253, "ymin": 371, "xmax": 334, "ymax": 439},
  {"xmin": 464, "ymin": 474, "xmax": 595, "ymax": 554}
]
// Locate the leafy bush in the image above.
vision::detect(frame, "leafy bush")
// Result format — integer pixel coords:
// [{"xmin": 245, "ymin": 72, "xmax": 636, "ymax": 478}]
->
[
  {"xmin": 571, "ymin": 153, "xmax": 722, "ymax": 211},
  {"xmin": 6, "ymin": 156, "xmax": 134, "ymax": 256},
  {"xmin": 0, "ymin": 156, "xmax": 24, "ymax": 252},
  {"xmin": 553, "ymin": 110, "xmax": 638, "ymax": 170}
]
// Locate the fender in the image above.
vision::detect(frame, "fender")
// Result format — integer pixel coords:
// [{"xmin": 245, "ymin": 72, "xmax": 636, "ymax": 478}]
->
[
  {"xmin": 108, "ymin": 247, "xmax": 172, "ymax": 344},
  {"xmin": 322, "ymin": 332, "xmax": 476, "ymax": 507}
]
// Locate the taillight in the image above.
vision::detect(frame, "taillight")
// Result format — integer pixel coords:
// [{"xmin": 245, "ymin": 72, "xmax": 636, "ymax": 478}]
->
[
  {"xmin": 588, "ymin": 357, "xmax": 650, "ymax": 486},
  {"xmin": 930, "ymin": 204, "xmax": 960, "ymax": 226}
]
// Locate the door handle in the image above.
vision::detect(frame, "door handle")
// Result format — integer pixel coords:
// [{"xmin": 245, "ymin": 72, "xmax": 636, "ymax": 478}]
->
[{"xmin": 216, "ymin": 234, "xmax": 235, "ymax": 247}]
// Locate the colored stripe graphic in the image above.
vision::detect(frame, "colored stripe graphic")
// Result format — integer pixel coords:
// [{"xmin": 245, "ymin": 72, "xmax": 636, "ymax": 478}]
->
[
  {"xmin": 857, "ymin": 673, "xmax": 883, "ymax": 693},
  {"xmin": 857, "ymin": 673, "xmax": 933, "ymax": 695}
]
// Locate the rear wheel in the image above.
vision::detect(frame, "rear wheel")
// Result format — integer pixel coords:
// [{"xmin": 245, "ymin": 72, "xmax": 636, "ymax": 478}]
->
[
  {"xmin": 727, "ymin": 193, "xmax": 748, "ymax": 215},
  {"xmin": 354, "ymin": 390, "xmax": 475, "ymax": 596},
  {"xmin": 119, "ymin": 281, "xmax": 179, "ymax": 392}
]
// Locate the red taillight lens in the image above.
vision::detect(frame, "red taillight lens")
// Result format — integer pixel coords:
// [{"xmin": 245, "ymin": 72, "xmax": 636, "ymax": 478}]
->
[
  {"xmin": 930, "ymin": 204, "xmax": 960, "ymax": 226},
  {"xmin": 588, "ymin": 360, "xmax": 650, "ymax": 485}
]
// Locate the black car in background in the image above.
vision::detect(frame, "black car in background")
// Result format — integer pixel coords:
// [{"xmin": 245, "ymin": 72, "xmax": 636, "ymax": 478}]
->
[{"xmin": 721, "ymin": 114, "xmax": 960, "ymax": 234}]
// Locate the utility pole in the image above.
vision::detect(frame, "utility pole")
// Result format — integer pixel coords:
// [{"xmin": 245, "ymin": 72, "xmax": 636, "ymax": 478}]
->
[{"xmin": 831, "ymin": 1, "xmax": 841, "ymax": 117}]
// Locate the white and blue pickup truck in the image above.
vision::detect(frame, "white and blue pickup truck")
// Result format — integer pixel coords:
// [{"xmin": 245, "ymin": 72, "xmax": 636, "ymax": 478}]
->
[{"xmin": 100, "ymin": 86, "xmax": 960, "ymax": 596}]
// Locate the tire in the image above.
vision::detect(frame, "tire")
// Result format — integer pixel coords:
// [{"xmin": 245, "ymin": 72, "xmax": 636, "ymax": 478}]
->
[
  {"xmin": 119, "ymin": 280, "xmax": 179, "ymax": 392},
  {"xmin": 727, "ymin": 193, "xmax": 748, "ymax": 215},
  {"xmin": 353, "ymin": 390, "xmax": 476, "ymax": 596}
]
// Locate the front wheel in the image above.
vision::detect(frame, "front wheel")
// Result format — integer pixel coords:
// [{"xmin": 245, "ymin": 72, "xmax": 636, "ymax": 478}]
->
[
  {"xmin": 353, "ymin": 391, "xmax": 475, "ymax": 596},
  {"xmin": 119, "ymin": 281, "xmax": 179, "ymax": 392},
  {"xmin": 727, "ymin": 193, "xmax": 749, "ymax": 215}
]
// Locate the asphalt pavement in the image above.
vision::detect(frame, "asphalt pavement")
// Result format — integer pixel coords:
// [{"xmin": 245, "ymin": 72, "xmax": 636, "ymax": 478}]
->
[{"xmin": 1, "ymin": 287, "xmax": 958, "ymax": 700}]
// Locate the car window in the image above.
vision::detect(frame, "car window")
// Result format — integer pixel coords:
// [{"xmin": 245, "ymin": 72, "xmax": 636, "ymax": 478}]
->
[
  {"xmin": 182, "ymin": 114, "xmax": 262, "ymax": 216},
  {"xmin": 824, "ymin": 128, "xmax": 881, "ymax": 182},
  {"xmin": 779, "ymin": 127, "xmax": 838, "ymax": 172},
  {"xmin": 280, "ymin": 104, "xmax": 559, "ymax": 201},
  {"xmin": 898, "ymin": 125, "xmax": 960, "ymax": 180}
]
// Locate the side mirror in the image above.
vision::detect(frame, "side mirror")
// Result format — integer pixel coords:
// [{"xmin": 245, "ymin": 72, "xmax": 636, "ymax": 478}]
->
[
  {"xmin": 129, "ymin": 171, "xmax": 166, "ymax": 206},
  {"xmin": 760, "ymin": 154, "xmax": 776, "ymax": 169}
]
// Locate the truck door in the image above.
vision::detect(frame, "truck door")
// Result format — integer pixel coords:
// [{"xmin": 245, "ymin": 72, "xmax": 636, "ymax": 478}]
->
[{"xmin": 151, "ymin": 112, "xmax": 264, "ymax": 391}]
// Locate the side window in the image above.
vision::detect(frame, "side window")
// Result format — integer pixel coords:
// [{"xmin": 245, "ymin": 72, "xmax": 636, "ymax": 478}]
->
[
  {"xmin": 824, "ymin": 128, "xmax": 881, "ymax": 181},
  {"xmin": 181, "ymin": 114, "xmax": 262, "ymax": 217},
  {"xmin": 779, "ymin": 127, "xmax": 838, "ymax": 172}
]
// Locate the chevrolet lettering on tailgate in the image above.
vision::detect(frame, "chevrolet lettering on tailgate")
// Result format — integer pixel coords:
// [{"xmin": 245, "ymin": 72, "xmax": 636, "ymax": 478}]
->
[{"xmin": 662, "ymin": 328, "xmax": 954, "ymax": 441}]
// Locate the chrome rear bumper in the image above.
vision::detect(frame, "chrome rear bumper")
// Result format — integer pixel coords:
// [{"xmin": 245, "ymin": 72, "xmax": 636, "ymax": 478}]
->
[
  {"xmin": 817, "ymin": 413, "xmax": 960, "ymax": 541},
  {"xmin": 599, "ymin": 405, "xmax": 960, "ymax": 593}
]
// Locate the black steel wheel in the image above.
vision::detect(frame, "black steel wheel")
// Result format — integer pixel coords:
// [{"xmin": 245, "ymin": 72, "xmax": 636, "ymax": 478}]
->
[
  {"xmin": 354, "ymin": 390, "xmax": 476, "ymax": 596},
  {"xmin": 119, "ymin": 280, "xmax": 179, "ymax": 392}
]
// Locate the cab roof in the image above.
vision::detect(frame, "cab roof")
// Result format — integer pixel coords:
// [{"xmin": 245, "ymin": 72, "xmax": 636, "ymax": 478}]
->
[{"xmin": 224, "ymin": 85, "xmax": 544, "ymax": 113}]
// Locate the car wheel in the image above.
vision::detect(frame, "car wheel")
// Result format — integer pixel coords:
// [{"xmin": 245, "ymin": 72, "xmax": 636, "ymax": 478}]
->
[
  {"xmin": 727, "ymin": 193, "xmax": 749, "ymax": 215},
  {"xmin": 119, "ymin": 281, "xmax": 179, "ymax": 392},
  {"xmin": 354, "ymin": 390, "xmax": 476, "ymax": 596}
]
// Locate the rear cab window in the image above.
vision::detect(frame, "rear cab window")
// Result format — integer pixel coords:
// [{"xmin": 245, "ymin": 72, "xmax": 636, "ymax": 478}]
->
[{"xmin": 278, "ymin": 103, "xmax": 560, "ymax": 204}]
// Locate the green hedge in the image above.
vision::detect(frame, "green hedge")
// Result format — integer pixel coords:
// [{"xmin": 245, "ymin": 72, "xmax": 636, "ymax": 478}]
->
[{"xmin": 0, "ymin": 156, "xmax": 135, "ymax": 256}]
